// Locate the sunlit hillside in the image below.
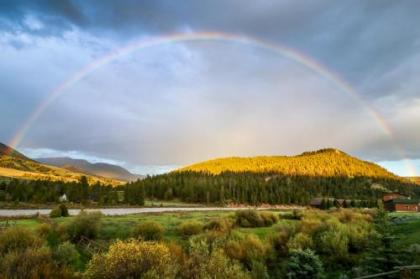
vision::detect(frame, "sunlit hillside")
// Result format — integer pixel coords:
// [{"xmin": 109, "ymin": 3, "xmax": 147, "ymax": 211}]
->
[
  {"xmin": 178, "ymin": 148, "xmax": 400, "ymax": 179},
  {"xmin": 0, "ymin": 143, "xmax": 123, "ymax": 185}
]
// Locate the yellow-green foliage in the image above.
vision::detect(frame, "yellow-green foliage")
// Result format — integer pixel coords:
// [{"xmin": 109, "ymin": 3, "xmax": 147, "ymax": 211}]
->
[
  {"xmin": 204, "ymin": 218, "xmax": 233, "ymax": 233},
  {"xmin": 0, "ymin": 227, "xmax": 43, "ymax": 255},
  {"xmin": 284, "ymin": 209, "xmax": 375, "ymax": 262},
  {"xmin": 0, "ymin": 226, "xmax": 73, "ymax": 278},
  {"xmin": 66, "ymin": 211, "xmax": 102, "ymax": 243},
  {"xmin": 287, "ymin": 232, "xmax": 313, "ymax": 250},
  {"xmin": 0, "ymin": 246, "xmax": 73, "ymax": 279},
  {"xmin": 235, "ymin": 210, "xmax": 279, "ymax": 228},
  {"xmin": 184, "ymin": 234, "xmax": 251, "ymax": 279},
  {"xmin": 132, "ymin": 221, "xmax": 164, "ymax": 241},
  {"xmin": 85, "ymin": 239, "xmax": 177, "ymax": 279},
  {"xmin": 177, "ymin": 148, "xmax": 400, "ymax": 179},
  {"xmin": 178, "ymin": 221, "xmax": 203, "ymax": 237},
  {"xmin": 225, "ymin": 234, "xmax": 267, "ymax": 265}
]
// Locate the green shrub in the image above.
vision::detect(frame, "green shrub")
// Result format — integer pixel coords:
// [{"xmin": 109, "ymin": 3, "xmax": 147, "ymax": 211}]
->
[
  {"xmin": 53, "ymin": 241, "xmax": 79, "ymax": 268},
  {"xmin": 260, "ymin": 211, "xmax": 279, "ymax": 226},
  {"xmin": 316, "ymin": 219, "xmax": 349, "ymax": 261},
  {"xmin": 286, "ymin": 249, "xmax": 324, "ymax": 279},
  {"xmin": 282, "ymin": 209, "xmax": 303, "ymax": 220},
  {"xmin": 132, "ymin": 221, "xmax": 164, "ymax": 241},
  {"xmin": 235, "ymin": 210, "xmax": 264, "ymax": 228},
  {"xmin": 50, "ymin": 204, "xmax": 69, "ymax": 218},
  {"xmin": 0, "ymin": 227, "xmax": 43, "ymax": 255},
  {"xmin": 84, "ymin": 239, "xmax": 177, "ymax": 279},
  {"xmin": 178, "ymin": 221, "xmax": 203, "ymax": 237},
  {"xmin": 236, "ymin": 210, "xmax": 279, "ymax": 228},
  {"xmin": 204, "ymin": 218, "xmax": 233, "ymax": 233},
  {"xmin": 269, "ymin": 224, "xmax": 296, "ymax": 257},
  {"xmin": 182, "ymin": 238, "xmax": 251, "ymax": 279},
  {"xmin": 66, "ymin": 211, "xmax": 102, "ymax": 243},
  {"xmin": 225, "ymin": 234, "xmax": 267, "ymax": 266},
  {"xmin": 288, "ymin": 233, "xmax": 313, "ymax": 251},
  {"xmin": 0, "ymin": 246, "xmax": 73, "ymax": 279}
]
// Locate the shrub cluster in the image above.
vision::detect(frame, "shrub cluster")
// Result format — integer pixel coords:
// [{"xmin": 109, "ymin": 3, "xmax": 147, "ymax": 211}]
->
[
  {"xmin": 66, "ymin": 211, "xmax": 102, "ymax": 243},
  {"xmin": 178, "ymin": 221, "xmax": 203, "ymax": 237},
  {"xmin": 85, "ymin": 239, "xmax": 177, "ymax": 279},
  {"xmin": 203, "ymin": 217, "xmax": 233, "ymax": 233},
  {"xmin": 50, "ymin": 204, "xmax": 70, "ymax": 218},
  {"xmin": 235, "ymin": 210, "xmax": 279, "ymax": 228},
  {"xmin": 132, "ymin": 221, "xmax": 164, "ymax": 241}
]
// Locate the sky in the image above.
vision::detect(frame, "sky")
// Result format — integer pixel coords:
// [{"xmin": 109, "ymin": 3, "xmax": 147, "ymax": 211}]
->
[{"xmin": 0, "ymin": 0, "xmax": 419, "ymax": 176}]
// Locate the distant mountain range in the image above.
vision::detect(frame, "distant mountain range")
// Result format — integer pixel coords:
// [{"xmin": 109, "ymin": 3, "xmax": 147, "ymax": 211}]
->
[
  {"xmin": 178, "ymin": 148, "xmax": 401, "ymax": 179},
  {"xmin": 0, "ymin": 142, "xmax": 131, "ymax": 185},
  {"xmin": 37, "ymin": 157, "xmax": 143, "ymax": 182}
]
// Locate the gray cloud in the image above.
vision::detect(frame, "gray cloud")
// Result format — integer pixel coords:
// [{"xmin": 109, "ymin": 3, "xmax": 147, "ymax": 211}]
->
[{"xmin": 0, "ymin": 1, "xmax": 419, "ymax": 175}]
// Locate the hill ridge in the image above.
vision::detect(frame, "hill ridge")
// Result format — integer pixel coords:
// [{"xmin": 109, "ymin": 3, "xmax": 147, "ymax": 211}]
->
[
  {"xmin": 0, "ymin": 142, "xmax": 123, "ymax": 185},
  {"xmin": 177, "ymin": 148, "xmax": 399, "ymax": 179}
]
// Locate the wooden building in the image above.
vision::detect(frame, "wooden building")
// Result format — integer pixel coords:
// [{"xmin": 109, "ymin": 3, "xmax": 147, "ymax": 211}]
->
[{"xmin": 383, "ymin": 193, "xmax": 419, "ymax": 212}]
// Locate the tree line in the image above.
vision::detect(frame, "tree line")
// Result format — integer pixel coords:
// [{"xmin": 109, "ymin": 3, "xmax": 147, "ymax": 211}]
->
[
  {"xmin": 1, "ymin": 171, "xmax": 418, "ymax": 206},
  {"xmin": 134, "ymin": 171, "xmax": 419, "ymax": 205}
]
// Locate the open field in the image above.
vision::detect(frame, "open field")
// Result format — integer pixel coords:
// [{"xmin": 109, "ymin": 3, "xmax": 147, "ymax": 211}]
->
[
  {"xmin": 0, "ymin": 210, "xmax": 283, "ymax": 239},
  {"xmin": 1, "ymin": 208, "xmax": 420, "ymax": 278}
]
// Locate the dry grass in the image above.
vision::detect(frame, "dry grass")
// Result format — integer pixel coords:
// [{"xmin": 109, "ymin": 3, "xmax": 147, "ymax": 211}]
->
[{"xmin": 0, "ymin": 166, "xmax": 123, "ymax": 186}]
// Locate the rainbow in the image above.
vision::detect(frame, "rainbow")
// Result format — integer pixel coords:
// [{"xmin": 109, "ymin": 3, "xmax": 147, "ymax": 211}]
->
[{"xmin": 8, "ymin": 31, "xmax": 417, "ymax": 176}]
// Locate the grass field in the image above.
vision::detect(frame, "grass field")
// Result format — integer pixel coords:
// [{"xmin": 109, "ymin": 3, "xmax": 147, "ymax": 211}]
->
[
  {"xmin": 391, "ymin": 212, "xmax": 420, "ymax": 247},
  {"xmin": 2, "ymin": 209, "xmax": 420, "ymax": 277},
  {"xmin": 0, "ymin": 210, "xmax": 286, "ymax": 241}
]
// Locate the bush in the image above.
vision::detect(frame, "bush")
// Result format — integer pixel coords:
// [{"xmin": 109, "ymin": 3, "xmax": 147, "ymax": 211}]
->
[
  {"xmin": 259, "ymin": 211, "xmax": 279, "ymax": 226},
  {"xmin": 225, "ymin": 234, "xmax": 267, "ymax": 266},
  {"xmin": 269, "ymin": 223, "xmax": 298, "ymax": 257},
  {"xmin": 286, "ymin": 249, "xmax": 324, "ymax": 279},
  {"xmin": 235, "ymin": 210, "xmax": 278, "ymax": 228},
  {"xmin": 235, "ymin": 210, "xmax": 264, "ymax": 228},
  {"xmin": 288, "ymin": 233, "xmax": 313, "ymax": 251},
  {"xmin": 178, "ymin": 221, "xmax": 203, "ymax": 237},
  {"xmin": 50, "ymin": 204, "xmax": 69, "ymax": 218},
  {"xmin": 282, "ymin": 209, "xmax": 303, "ymax": 220},
  {"xmin": 132, "ymin": 221, "xmax": 164, "ymax": 241},
  {"xmin": 204, "ymin": 218, "xmax": 233, "ymax": 233},
  {"xmin": 0, "ymin": 246, "xmax": 73, "ymax": 279},
  {"xmin": 316, "ymin": 219, "xmax": 349, "ymax": 261},
  {"xmin": 0, "ymin": 227, "xmax": 43, "ymax": 255},
  {"xmin": 84, "ymin": 239, "xmax": 177, "ymax": 279},
  {"xmin": 53, "ymin": 241, "xmax": 79, "ymax": 268},
  {"xmin": 66, "ymin": 211, "xmax": 102, "ymax": 243},
  {"xmin": 182, "ymin": 237, "xmax": 251, "ymax": 279}
]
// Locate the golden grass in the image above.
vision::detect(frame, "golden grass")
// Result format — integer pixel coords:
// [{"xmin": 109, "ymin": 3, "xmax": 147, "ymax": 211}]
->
[{"xmin": 0, "ymin": 166, "xmax": 123, "ymax": 186}]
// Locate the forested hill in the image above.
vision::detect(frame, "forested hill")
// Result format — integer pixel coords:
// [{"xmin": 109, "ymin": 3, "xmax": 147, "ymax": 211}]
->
[
  {"xmin": 128, "ymin": 149, "xmax": 419, "ymax": 206},
  {"xmin": 177, "ymin": 148, "xmax": 399, "ymax": 179}
]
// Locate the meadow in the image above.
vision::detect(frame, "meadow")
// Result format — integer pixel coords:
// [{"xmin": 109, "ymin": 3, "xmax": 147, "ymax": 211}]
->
[{"xmin": 1, "ymin": 207, "xmax": 419, "ymax": 278}]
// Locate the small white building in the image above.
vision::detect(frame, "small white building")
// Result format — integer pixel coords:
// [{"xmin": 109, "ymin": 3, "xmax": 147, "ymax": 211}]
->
[{"xmin": 59, "ymin": 194, "xmax": 68, "ymax": 202}]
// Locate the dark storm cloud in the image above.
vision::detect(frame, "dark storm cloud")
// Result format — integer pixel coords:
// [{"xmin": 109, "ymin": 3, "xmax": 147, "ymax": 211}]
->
[{"xmin": 2, "ymin": 0, "xmax": 419, "ymax": 88}]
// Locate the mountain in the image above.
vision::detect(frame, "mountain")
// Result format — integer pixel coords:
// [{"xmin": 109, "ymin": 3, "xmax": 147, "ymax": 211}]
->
[
  {"xmin": 37, "ymin": 157, "xmax": 143, "ymax": 182},
  {"xmin": 0, "ymin": 142, "xmax": 123, "ymax": 185},
  {"xmin": 177, "ymin": 148, "xmax": 400, "ymax": 179},
  {"xmin": 131, "ymin": 148, "xmax": 418, "ymax": 206}
]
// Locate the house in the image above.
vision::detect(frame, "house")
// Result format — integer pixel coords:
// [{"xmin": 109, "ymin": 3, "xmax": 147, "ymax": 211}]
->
[
  {"xmin": 59, "ymin": 194, "xmax": 68, "ymax": 202},
  {"xmin": 383, "ymin": 193, "xmax": 419, "ymax": 212},
  {"xmin": 382, "ymin": 192, "xmax": 407, "ymax": 202}
]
